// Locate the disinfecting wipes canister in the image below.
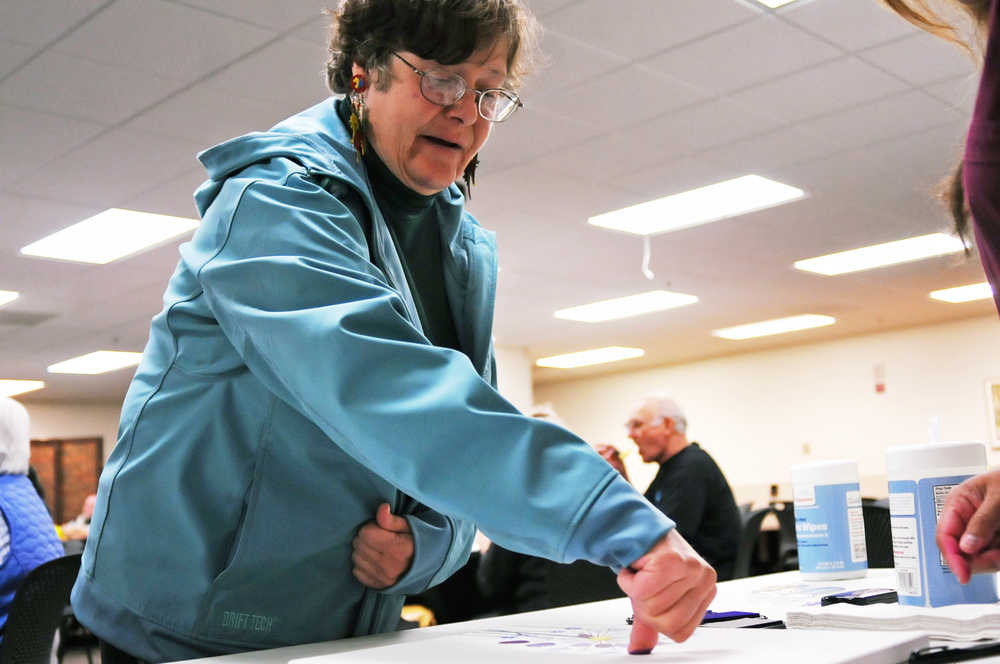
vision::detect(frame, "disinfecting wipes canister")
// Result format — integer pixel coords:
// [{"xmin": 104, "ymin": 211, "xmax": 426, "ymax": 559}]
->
[
  {"xmin": 792, "ymin": 460, "xmax": 868, "ymax": 580},
  {"xmin": 886, "ymin": 442, "xmax": 997, "ymax": 607}
]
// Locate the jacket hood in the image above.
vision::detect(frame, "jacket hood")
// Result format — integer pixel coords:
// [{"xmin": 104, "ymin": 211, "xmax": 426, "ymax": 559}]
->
[
  {"xmin": 193, "ymin": 98, "xmax": 477, "ymax": 248},
  {"xmin": 194, "ymin": 98, "xmax": 367, "ymax": 216}
]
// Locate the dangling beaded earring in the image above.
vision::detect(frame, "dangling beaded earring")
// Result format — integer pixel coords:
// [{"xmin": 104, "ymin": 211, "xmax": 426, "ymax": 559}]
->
[
  {"xmin": 349, "ymin": 74, "xmax": 367, "ymax": 161},
  {"xmin": 463, "ymin": 154, "xmax": 479, "ymax": 194}
]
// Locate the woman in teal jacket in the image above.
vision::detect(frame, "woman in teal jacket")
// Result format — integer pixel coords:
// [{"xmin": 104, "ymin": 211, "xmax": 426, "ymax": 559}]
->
[{"xmin": 72, "ymin": 2, "xmax": 716, "ymax": 661}]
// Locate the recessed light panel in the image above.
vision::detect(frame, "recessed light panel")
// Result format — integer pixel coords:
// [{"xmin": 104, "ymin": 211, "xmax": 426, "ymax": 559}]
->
[
  {"xmin": 48, "ymin": 351, "xmax": 143, "ymax": 375},
  {"xmin": 535, "ymin": 346, "xmax": 645, "ymax": 369},
  {"xmin": 712, "ymin": 314, "xmax": 835, "ymax": 340},
  {"xmin": 0, "ymin": 380, "xmax": 45, "ymax": 397},
  {"xmin": 555, "ymin": 290, "xmax": 698, "ymax": 323},
  {"xmin": 757, "ymin": 0, "xmax": 799, "ymax": 7},
  {"xmin": 21, "ymin": 208, "xmax": 199, "ymax": 265},
  {"xmin": 930, "ymin": 282, "xmax": 994, "ymax": 303},
  {"xmin": 588, "ymin": 175, "xmax": 804, "ymax": 236},
  {"xmin": 794, "ymin": 233, "xmax": 965, "ymax": 276},
  {"xmin": 0, "ymin": 291, "xmax": 18, "ymax": 308}
]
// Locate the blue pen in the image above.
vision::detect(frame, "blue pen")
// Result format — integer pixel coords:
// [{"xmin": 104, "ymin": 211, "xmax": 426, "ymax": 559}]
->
[
  {"xmin": 701, "ymin": 610, "xmax": 761, "ymax": 623},
  {"xmin": 626, "ymin": 610, "xmax": 761, "ymax": 626}
]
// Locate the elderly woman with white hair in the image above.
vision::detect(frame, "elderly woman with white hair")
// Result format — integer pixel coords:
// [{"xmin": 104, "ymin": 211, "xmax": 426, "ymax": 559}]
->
[{"xmin": 0, "ymin": 397, "xmax": 63, "ymax": 643}]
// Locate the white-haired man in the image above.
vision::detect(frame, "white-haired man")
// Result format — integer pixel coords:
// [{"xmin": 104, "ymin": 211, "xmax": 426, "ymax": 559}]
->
[{"xmin": 599, "ymin": 396, "xmax": 741, "ymax": 581}]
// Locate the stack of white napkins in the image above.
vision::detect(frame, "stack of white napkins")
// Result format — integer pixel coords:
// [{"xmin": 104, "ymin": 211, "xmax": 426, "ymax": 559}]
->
[{"xmin": 786, "ymin": 602, "xmax": 1000, "ymax": 640}]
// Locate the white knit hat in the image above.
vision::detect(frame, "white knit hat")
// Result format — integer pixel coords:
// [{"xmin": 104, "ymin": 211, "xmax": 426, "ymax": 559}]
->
[{"xmin": 0, "ymin": 397, "xmax": 30, "ymax": 475}]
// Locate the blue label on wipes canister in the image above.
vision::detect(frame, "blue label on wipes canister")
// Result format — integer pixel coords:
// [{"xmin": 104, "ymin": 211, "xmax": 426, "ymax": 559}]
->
[
  {"xmin": 794, "ymin": 482, "xmax": 867, "ymax": 575},
  {"xmin": 889, "ymin": 476, "xmax": 997, "ymax": 607}
]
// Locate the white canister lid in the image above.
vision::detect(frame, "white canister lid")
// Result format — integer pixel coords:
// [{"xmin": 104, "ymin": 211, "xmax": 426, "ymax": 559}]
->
[
  {"xmin": 792, "ymin": 459, "xmax": 859, "ymax": 485},
  {"xmin": 886, "ymin": 441, "xmax": 987, "ymax": 480}
]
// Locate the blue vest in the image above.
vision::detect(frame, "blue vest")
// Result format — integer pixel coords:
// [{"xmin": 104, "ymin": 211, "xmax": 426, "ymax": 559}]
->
[{"xmin": 0, "ymin": 474, "xmax": 64, "ymax": 637}]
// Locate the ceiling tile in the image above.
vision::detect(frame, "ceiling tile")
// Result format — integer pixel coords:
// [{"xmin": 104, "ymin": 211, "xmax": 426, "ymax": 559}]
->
[
  {"xmin": 924, "ymin": 74, "xmax": 979, "ymax": 114},
  {"xmin": 780, "ymin": 0, "xmax": 917, "ymax": 52},
  {"xmin": 467, "ymin": 164, "xmax": 639, "ymax": 232},
  {"xmin": 478, "ymin": 104, "xmax": 603, "ymax": 173},
  {"xmin": 0, "ymin": 0, "xmax": 108, "ymax": 47},
  {"xmin": 531, "ymin": 63, "xmax": 710, "ymax": 130},
  {"xmin": 120, "ymin": 167, "xmax": 207, "ymax": 220},
  {"xmin": 528, "ymin": 126, "xmax": 693, "ymax": 184},
  {"xmin": 52, "ymin": 0, "xmax": 276, "ymax": 83},
  {"xmin": 170, "ymin": 0, "xmax": 330, "ymax": 32},
  {"xmin": 644, "ymin": 96, "xmax": 786, "ymax": 157},
  {"xmin": 861, "ymin": 119, "xmax": 968, "ymax": 186},
  {"xmin": 523, "ymin": 0, "xmax": 581, "ymax": 17},
  {"xmin": 0, "ymin": 51, "xmax": 181, "ymax": 124},
  {"xmin": 520, "ymin": 28, "xmax": 629, "ymax": 98},
  {"xmin": 699, "ymin": 125, "xmax": 839, "ymax": 175},
  {"xmin": 13, "ymin": 127, "xmax": 203, "ymax": 207},
  {"xmin": 0, "ymin": 40, "xmax": 35, "ymax": 79},
  {"xmin": 202, "ymin": 37, "xmax": 330, "ymax": 108},
  {"xmin": 729, "ymin": 56, "xmax": 910, "ymax": 126},
  {"xmin": 644, "ymin": 14, "xmax": 841, "ymax": 96},
  {"xmin": 288, "ymin": 19, "xmax": 328, "ymax": 47},
  {"xmin": 860, "ymin": 32, "xmax": 975, "ymax": 86},
  {"xmin": 127, "ymin": 80, "xmax": 302, "ymax": 146},
  {"xmin": 0, "ymin": 104, "xmax": 106, "ymax": 182},
  {"xmin": 542, "ymin": 0, "xmax": 758, "ymax": 61},
  {"xmin": 794, "ymin": 89, "xmax": 961, "ymax": 153}
]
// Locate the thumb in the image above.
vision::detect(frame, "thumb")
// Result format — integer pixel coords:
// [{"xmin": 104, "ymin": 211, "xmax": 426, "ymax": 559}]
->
[
  {"xmin": 961, "ymin": 492, "xmax": 1000, "ymax": 554},
  {"xmin": 376, "ymin": 503, "xmax": 409, "ymax": 533},
  {"xmin": 627, "ymin": 598, "xmax": 658, "ymax": 655}
]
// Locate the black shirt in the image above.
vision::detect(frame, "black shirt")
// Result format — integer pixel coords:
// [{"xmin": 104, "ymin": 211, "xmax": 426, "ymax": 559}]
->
[
  {"xmin": 335, "ymin": 98, "xmax": 461, "ymax": 352},
  {"xmin": 644, "ymin": 442, "xmax": 741, "ymax": 581}
]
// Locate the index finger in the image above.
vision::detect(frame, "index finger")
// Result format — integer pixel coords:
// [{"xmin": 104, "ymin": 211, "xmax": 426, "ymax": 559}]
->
[
  {"xmin": 939, "ymin": 535, "xmax": 971, "ymax": 584},
  {"xmin": 627, "ymin": 599, "xmax": 658, "ymax": 655}
]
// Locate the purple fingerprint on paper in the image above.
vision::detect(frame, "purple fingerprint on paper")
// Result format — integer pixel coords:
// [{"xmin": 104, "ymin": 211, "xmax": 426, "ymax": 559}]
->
[{"xmin": 527, "ymin": 642, "xmax": 556, "ymax": 647}]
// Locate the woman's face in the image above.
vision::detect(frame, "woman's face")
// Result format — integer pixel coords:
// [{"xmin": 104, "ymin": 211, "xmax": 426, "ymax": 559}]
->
[{"xmin": 353, "ymin": 44, "xmax": 508, "ymax": 195}]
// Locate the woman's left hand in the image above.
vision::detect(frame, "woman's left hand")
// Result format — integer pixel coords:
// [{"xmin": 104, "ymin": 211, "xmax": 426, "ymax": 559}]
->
[{"xmin": 352, "ymin": 503, "xmax": 414, "ymax": 589}]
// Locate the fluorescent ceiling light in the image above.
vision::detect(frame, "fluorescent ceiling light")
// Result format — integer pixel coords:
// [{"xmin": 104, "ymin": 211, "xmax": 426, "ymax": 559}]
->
[
  {"xmin": 930, "ymin": 282, "xmax": 994, "ymax": 303},
  {"xmin": 536, "ymin": 346, "xmax": 645, "ymax": 369},
  {"xmin": 712, "ymin": 314, "xmax": 835, "ymax": 340},
  {"xmin": 794, "ymin": 233, "xmax": 965, "ymax": 276},
  {"xmin": 757, "ymin": 0, "xmax": 799, "ymax": 7},
  {"xmin": 21, "ymin": 208, "xmax": 199, "ymax": 265},
  {"xmin": 555, "ymin": 290, "xmax": 698, "ymax": 323},
  {"xmin": 587, "ymin": 175, "xmax": 804, "ymax": 236},
  {"xmin": 0, "ymin": 290, "xmax": 18, "ymax": 308},
  {"xmin": 47, "ymin": 351, "xmax": 143, "ymax": 375},
  {"xmin": 0, "ymin": 380, "xmax": 45, "ymax": 397}
]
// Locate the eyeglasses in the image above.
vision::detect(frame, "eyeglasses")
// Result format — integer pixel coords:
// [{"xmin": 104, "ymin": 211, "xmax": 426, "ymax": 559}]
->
[
  {"xmin": 392, "ymin": 52, "xmax": 522, "ymax": 123},
  {"xmin": 624, "ymin": 419, "xmax": 646, "ymax": 432}
]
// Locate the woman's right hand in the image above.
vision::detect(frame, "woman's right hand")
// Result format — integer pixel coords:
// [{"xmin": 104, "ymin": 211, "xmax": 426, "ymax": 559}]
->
[{"xmin": 937, "ymin": 469, "xmax": 1000, "ymax": 583}]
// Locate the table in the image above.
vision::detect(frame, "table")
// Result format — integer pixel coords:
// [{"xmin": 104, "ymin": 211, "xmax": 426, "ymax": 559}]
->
[{"xmin": 174, "ymin": 569, "xmax": 939, "ymax": 663}]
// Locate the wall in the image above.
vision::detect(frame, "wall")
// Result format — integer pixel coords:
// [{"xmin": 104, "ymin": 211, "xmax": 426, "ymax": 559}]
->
[
  {"xmin": 535, "ymin": 315, "xmax": 1000, "ymax": 505},
  {"xmin": 21, "ymin": 401, "xmax": 122, "ymax": 461},
  {"xmin": 495, "ymin": 344, "xmax": 534, "ymax": 411}
]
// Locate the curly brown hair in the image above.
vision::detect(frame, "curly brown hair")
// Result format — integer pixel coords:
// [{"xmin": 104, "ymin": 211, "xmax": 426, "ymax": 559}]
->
[
  {"xmin": 325, "ymin": 0, "xmax": 540, "ymax": 94},
  {"xmin": 880, "ymin": 0, "xmax": 991, "ymax": 248}
]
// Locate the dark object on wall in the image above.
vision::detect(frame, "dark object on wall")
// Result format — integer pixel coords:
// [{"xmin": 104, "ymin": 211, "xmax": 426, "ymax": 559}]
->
[{"xmin": 29, "ymin": 438, "xmax": 102, "ymax": 524}]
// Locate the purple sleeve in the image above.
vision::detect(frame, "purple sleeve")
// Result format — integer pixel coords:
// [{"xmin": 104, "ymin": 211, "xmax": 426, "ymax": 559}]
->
[{"xmin": 964, "ymin": 0, "xmax": 1000, "ymax": 314}]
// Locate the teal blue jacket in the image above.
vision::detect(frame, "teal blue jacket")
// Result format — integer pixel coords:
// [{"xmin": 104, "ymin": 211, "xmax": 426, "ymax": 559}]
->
[{"xmin": 71, "ymin": 99, "xmax": 674, "ymax": 662}]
